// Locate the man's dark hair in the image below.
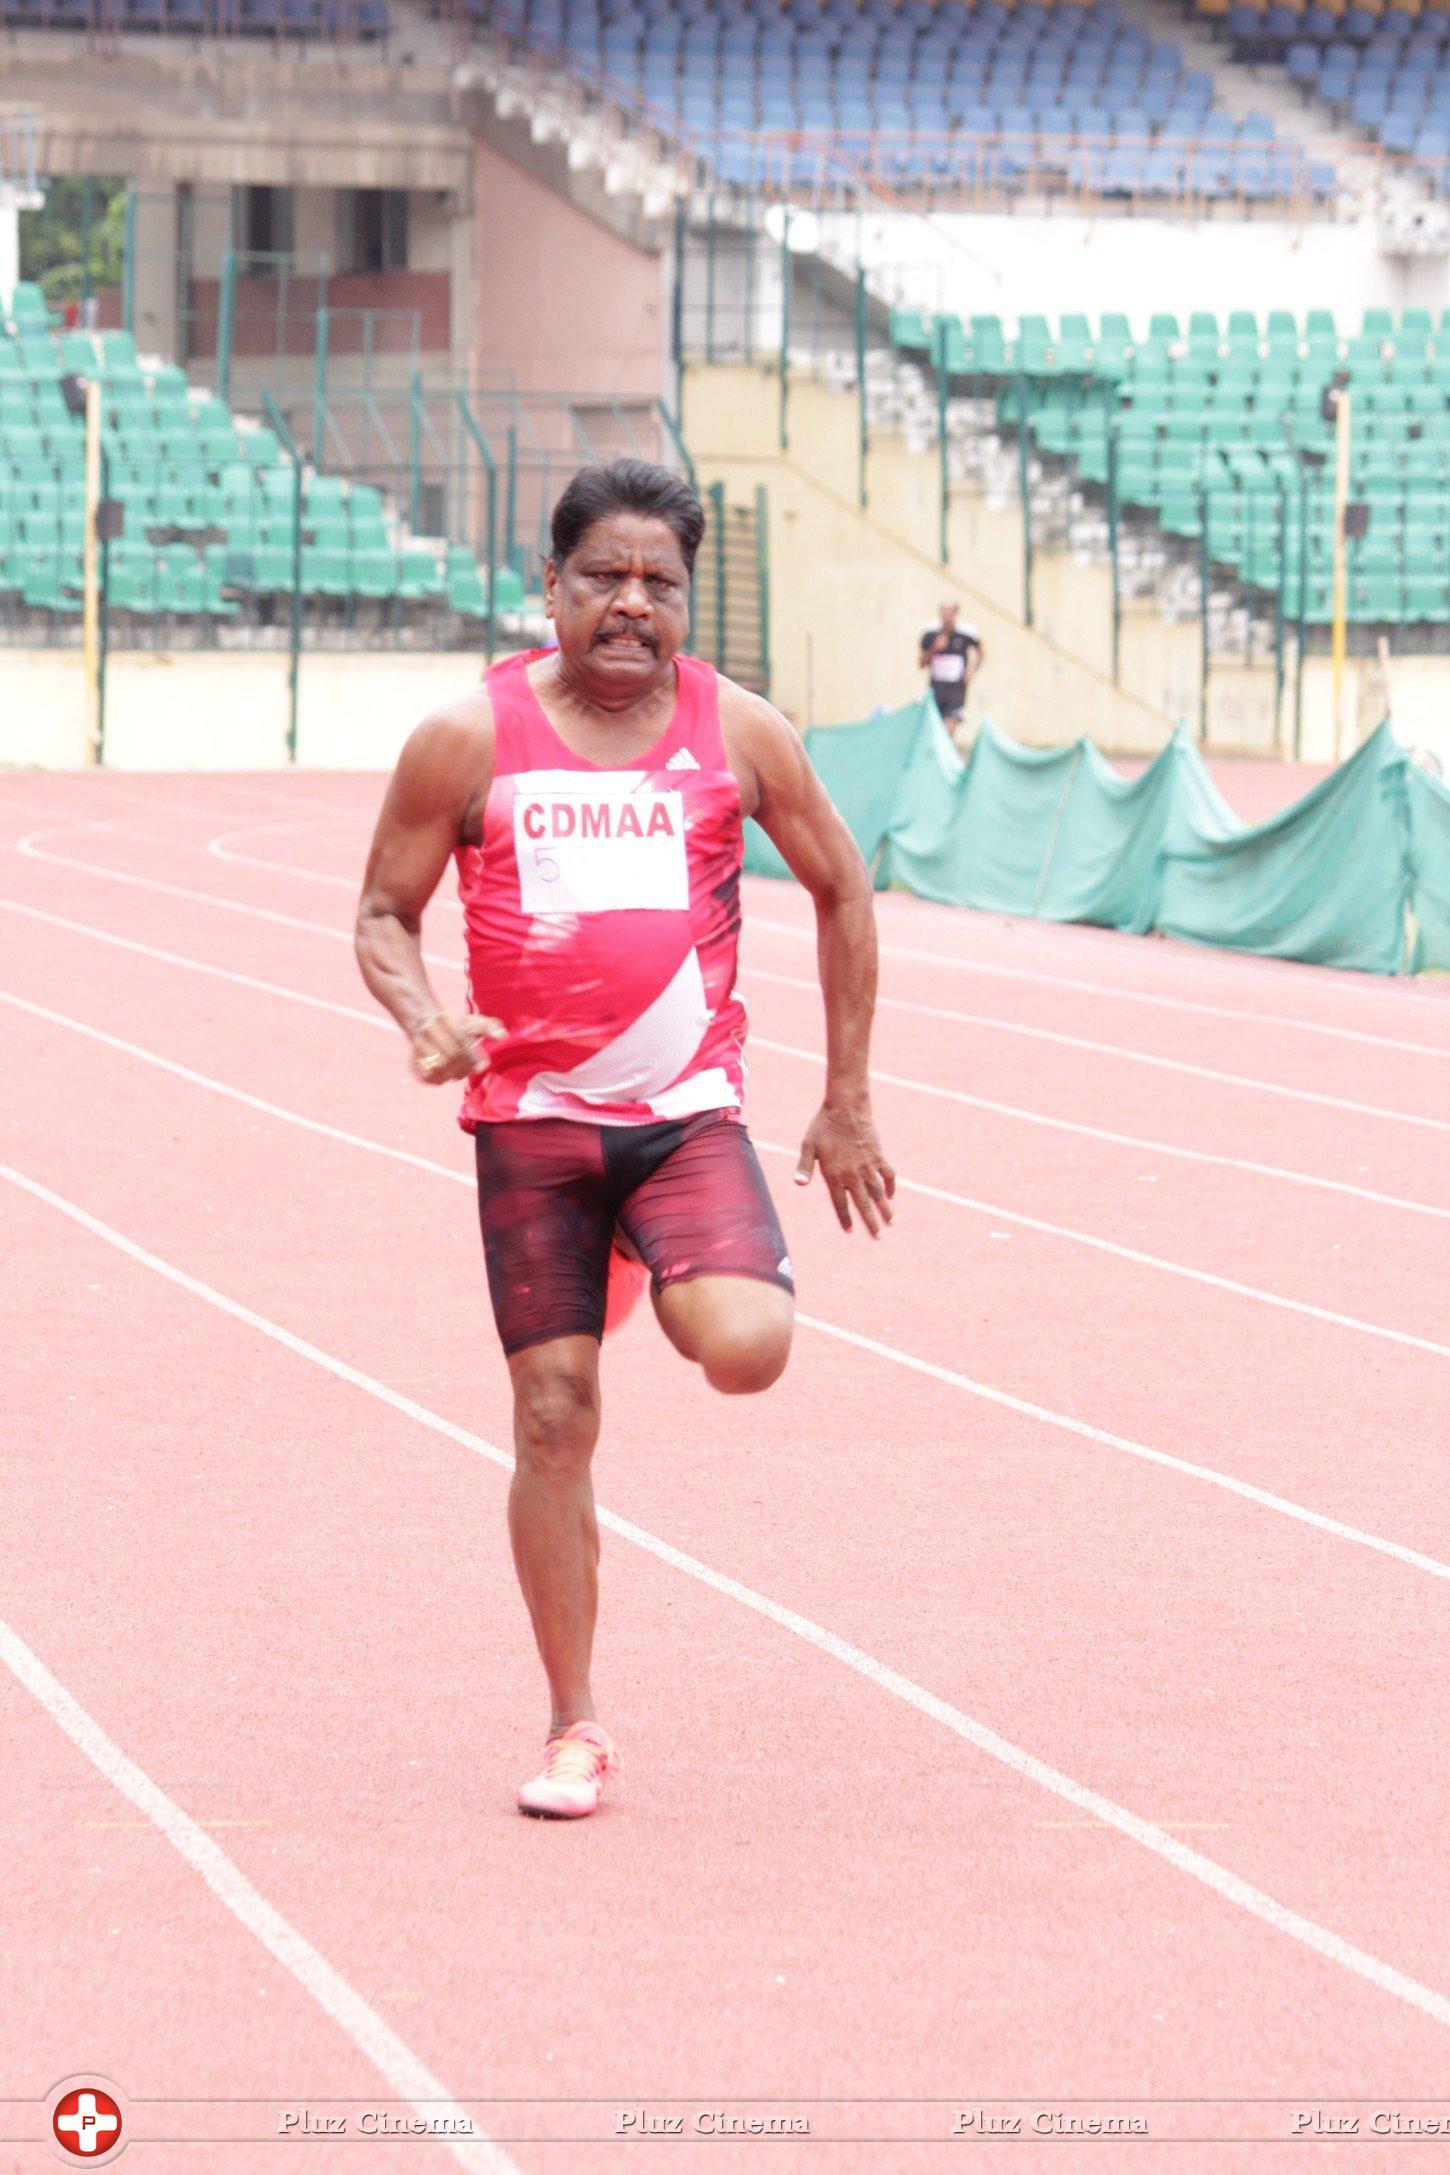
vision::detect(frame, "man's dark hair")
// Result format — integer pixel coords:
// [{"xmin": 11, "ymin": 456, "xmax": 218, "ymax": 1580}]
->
[{"xmin": 549, "ymin": 459, "xmax": 706, "ymax": 578}]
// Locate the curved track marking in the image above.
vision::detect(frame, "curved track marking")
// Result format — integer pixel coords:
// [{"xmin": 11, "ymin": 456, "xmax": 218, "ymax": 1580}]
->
[
  {"xmin": 10, "ymin": 837, "xmax": 1442, "ymax": 1223},
  {"xmin": 2, "ymin": 987, "xmax": 1445, "ymax": 1579},
  {"xmin": 6, "ymin": 1160, "xmax": 1450, "ymax": 2036},
  {"xmin": 0, "ymin": 1616, "xmax": 519, "ymax": 2175}
]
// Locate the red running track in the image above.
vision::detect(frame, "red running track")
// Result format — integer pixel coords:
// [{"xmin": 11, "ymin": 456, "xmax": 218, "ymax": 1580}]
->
[{"xmin": 2, "ymin": 771, "xmax": 1449, "ymax": 2175}]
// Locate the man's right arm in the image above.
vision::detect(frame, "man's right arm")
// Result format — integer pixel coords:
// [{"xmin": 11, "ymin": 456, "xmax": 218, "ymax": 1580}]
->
[{"xmin": 354, "ymin": 695, "xmax": 499, "ymax": 1086}]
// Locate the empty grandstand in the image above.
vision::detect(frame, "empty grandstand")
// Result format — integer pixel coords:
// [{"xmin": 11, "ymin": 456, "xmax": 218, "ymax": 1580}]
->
[{"xmin": 4, "ymin": 0, "xmax": 1450, "ymax": 764}]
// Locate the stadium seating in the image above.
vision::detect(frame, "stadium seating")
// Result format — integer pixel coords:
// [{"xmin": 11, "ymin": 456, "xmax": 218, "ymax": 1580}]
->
[
  {"xmin": 0, "ymin": 0, "xmax": 388, "ymax": 38},
  {"xmin": 0, "ymin": 299, "xmax": 524, "ymax": 635},
  {"xmin": 1196, "ymin": 0, "xmax": 1450, "ymax": 190},
  {"xmin": 892, "ymin": 303, "xmax": 1450, "ymax": 625},
  {"xmin": 483, "ymin": 0, "xmax": 1332, "ymax": 202}
]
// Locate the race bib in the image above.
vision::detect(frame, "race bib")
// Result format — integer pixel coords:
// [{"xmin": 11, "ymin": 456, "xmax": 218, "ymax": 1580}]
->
[
  {"xmin": 513, "ymin": 771, "xmax": 688, "ymax": 913},
  {"xmin": 931, "ymin": 652, "xmax": 967, "ymax": 684}
]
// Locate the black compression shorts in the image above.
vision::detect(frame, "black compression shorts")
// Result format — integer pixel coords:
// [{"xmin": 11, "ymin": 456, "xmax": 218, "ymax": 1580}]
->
[{"xmin": 473, "ymin": 1112, "xmax": 794, "ymax": 1357}]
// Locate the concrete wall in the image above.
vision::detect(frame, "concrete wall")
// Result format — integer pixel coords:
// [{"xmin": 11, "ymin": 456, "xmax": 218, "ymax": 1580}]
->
[
  {"xmin": 472, "ymin": 140, "xmax": 664, "ymax": 401},
  {"xmin": 681, "ymin": 362, "xmax": 1443, "ymax": 763},
  {"xmin": 684, "ymin": 361, "xmax": 1182, "ymax": 753},
  {"xmin": 0, "ymin": 650, "xmax": 497, "ymax": 772}
]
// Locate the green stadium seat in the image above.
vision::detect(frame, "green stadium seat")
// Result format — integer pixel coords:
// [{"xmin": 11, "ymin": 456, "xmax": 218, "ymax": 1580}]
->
[
  {"xmin": 1055, "ymin": 314, "xmax": 1094, "ymax": 373},
  {"xmin": 302, "ymin": 541, "xmax": 350, "ymax": 598},
  {"xmin": 930, "ymin": 315, "xmax": 971, "ymax": 378},
  {"xmin": 889, "ymin": 308, "xmax": 931, "ymax": 354},
  {"xmin": 969, "ymin": 316, "xmax": 1009, "ymax": 375},
  {"xmin": 156, "ymin": 543, "xmax": 206, "ymax": 613},
  {"xmin": 445, "ymin": 545, "xmax": 488, "ymax": 613},
  {"xmin": 400, "ymin": 543, "xmax": 444, "ymax": 600},
  {"xmin": 351, "ymin": 547, "xmax": 399, "ymax": 600},
  {"xmin": 9, "ymin": 283, "xmax": 53, "ymax": 330}
]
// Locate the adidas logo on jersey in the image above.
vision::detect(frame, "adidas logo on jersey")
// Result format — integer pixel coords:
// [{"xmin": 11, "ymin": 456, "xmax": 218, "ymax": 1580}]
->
[{"xmin": 665, "ymin": 747, "xmax": 701, "ymax": 771}]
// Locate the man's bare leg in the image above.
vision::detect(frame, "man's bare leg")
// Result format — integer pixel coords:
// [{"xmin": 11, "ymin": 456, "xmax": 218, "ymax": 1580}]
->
[
  {"xmin": 506, "ymin": 1334, "xmax": 603, "ymax": 1735},
  {"xmin": 653, "ymin": 1275, "xmax": 794, "ymax": 1395}
]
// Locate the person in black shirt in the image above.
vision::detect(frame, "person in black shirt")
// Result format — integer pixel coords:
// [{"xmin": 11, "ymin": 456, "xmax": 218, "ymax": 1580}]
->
[{"xmin": 919, "ymin": 601, "xmax": 983, "ymax": 730}]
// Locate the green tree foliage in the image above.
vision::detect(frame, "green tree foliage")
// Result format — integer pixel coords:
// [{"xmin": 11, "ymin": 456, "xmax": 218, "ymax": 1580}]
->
[{"xmin": 19, "ymin": 177, "xmax": 127, "ymax": 307}]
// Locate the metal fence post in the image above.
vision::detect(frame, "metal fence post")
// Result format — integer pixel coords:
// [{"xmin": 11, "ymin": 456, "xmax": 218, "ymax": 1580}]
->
[
  {"xmin": 704, "ymin": 194, "xmax": 716, "ymax": 365},
  {"xmin": 264, "ymin": 394, "xmax": 302, "ymax": 764},
  {"xmin": 709, "ymin": 479, "xmax": 727, "ymax": 668},
  {"xmin": 1294, "ymin": 462, "xmax": 1309, "ymax": 761},
  {"xmin": 505, "ymin": 423, "xmax": 518, "ymax": 574},
  {"xmin": 408, "ymin": 370, "xmax": 422, "ymax": 531},
  {"xmin": 122, "ymin": 190, "xmax": 137, "ymax": 337},
  {"xmin": 778, "ymin": 208, "xmax": 790, "ymax": 452},
  {"xmin": 312, "ymin": 306, "xmax": 329, "ymax": 470},
  {"xmin": 755, "ymin": 482, "xmax": 770, "ymax": 696},
  {"xmin": 1198, "ymin": 477, "xmax": 1211, "ymax": 744},
  {"xmin": 743, "ymin": 203, "xmax": 756, "ymax": 367},
  {"xmin": 1017, "ymin": 372, "xmax": 1033, "ymax": 626},
  {"xmin": 856, "ymin": 257, "xmax": 869, "ymax": 510},
  {"xmin": 1107, "ymin": 414, "xmax": 1121, "ymax": 685},
  {"xmin": 937, "ymin": 354, "xmax": 950, "ymax": 564},
  {"xmin": 1273, "ymin": 485, "xmax": 1287, "ymax": 743},
  {"xmin": 671, "ymin": 195, "xmax": 685, "ymax": 389},
  {"xmin": 456, "ymin": 391, "xmax": 499, "ymax": 663},
  {"xmin": 217, "ymin": 249, "xmax": 237, "ymax": 410},
  {"xmin": 80, "ymin": 174, "xmax": 95, "ymax": 311}
]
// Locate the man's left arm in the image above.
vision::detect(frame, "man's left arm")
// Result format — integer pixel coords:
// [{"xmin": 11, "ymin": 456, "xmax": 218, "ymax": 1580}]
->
[{"xmin": 727, "ymin": 692, "xmax": 895, "ymax": 1238}]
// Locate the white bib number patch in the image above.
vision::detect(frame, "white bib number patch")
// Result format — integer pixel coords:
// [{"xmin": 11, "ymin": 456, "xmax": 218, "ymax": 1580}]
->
[{"xmin": 514, "ymin": 771, "xmax": 689, "ymax": 914}]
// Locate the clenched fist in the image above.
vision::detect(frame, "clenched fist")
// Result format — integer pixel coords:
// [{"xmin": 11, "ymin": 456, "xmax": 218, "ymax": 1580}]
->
[{"xmin": 410, "ymin": 1010, "xmax": 504, "ymax": 1085}]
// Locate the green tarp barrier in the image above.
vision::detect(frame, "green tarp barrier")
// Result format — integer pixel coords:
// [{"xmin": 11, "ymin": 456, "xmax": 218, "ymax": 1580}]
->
[{"xmin": 745, "ymin": 695, "xmax": 1450, "ymax": 975}]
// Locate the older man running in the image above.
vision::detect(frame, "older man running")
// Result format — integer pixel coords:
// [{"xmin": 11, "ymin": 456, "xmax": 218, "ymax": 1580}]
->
[{"xmin": 356, "ymin": 458, "xmax": 892, "ymax": 1818}]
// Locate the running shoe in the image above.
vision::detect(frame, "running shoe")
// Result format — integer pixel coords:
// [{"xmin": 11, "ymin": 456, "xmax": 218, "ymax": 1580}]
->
[
  {"xmin": 603, "ymin": 1231, "xmax": 648, "ymax": 1336},
  {"xmin": 517, "ymin": 1722, "xmax": 618, "ymax": 1819}
]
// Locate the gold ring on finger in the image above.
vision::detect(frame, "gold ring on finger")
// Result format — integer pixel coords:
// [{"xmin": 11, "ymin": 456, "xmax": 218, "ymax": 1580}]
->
[{"xmin": 418, "ymin": 1053, "xmax": 444, "ymax": 1077}]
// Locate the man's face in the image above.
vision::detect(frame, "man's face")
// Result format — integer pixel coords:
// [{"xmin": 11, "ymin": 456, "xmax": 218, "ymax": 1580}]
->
[
  {"xmin": 940, "ymin": 603, "xmax": 958, "ymax": 632},
  {"xmin": 545, "ymin": 511, "xmax": 692, "ymax": 689}
]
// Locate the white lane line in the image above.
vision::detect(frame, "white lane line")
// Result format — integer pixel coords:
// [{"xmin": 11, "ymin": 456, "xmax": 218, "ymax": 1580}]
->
[
  {"xmin": 742, "ymin": 967, "xmax": 1450, "ymax": 1133},
  {"xmin": 0, "ymin": 1613, "xmax": 518, "ymax": 2175},
  {"xmin": 1, "ymin": 911, "xmax": 1438, "ymax": 1343},
  {"xmin": 3, "ymin": 901, "xmax": 1441, "ymax": 1341},
  {"xmin": 6, "ymin": 1159, "xmax": 1449, "ymax": 2036},
  {"xmin": 752, "ymin": 1035, "xmax": 1450, "ymax": 1223},
  {"xmin": 745, "ymin": 908, "xmax": 1450, "ymax": 1053},
  {"xmin": 3, "ymin": 985, "xmax": 1445, "ymax": 1579},
  {"xmin": 183, "ymin": 834, "xmax": 1450, "ymax": 1121},
  {"xmin": 0, "ymin": 897, "xmax": 394, "ymax": 1029},
  {"xmin": 177, "ymin": 814, "xmax": 1450, "ymax": 1049},
  {"xmin": 12, "ymin": 826, "xmax": 464, "ymax": 960},
  {"xmin": 11, "ymin": 833, "xmax": 1443, "ymax": 1224},
  {"xmin": 746, "ymin": 1141, "xmax": 1450, "ymax": 1360}
]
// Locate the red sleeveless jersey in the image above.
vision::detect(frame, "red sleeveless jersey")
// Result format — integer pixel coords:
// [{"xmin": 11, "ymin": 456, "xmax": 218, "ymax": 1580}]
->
[{"xmin": 454, "ymin": 649, "xmax": 748, "ymax": 1129}]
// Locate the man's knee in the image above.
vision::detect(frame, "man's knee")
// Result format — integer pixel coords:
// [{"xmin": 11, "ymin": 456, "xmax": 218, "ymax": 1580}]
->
[
  {"xmin": 513, "ymin": 1364, "xmax": 600, "ymax": 1477},
  {"xmin": 698, "ymin": 1305, "xmax": 793, "ymax": 1396}
]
